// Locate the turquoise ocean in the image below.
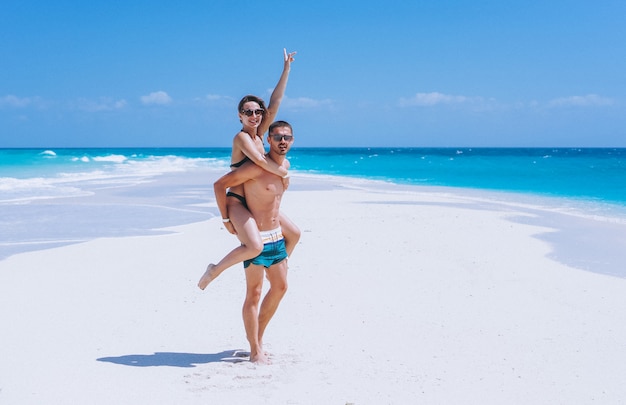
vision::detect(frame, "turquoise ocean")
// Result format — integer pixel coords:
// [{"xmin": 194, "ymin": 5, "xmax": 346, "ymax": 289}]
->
[{"xmin": 1, "ymin": 147, "xmax": 625, "ymax": 261}]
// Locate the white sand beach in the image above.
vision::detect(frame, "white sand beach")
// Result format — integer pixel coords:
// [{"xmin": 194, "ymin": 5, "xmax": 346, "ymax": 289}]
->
[{"xmin": 2, "ymin": 176, "xmax": 626, "ymax": 404}]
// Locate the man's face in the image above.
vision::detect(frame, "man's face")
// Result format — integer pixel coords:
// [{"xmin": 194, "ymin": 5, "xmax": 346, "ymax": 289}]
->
[{"xmin": 268, "ymin": 126, "xmax": 294, "ymax": 155}]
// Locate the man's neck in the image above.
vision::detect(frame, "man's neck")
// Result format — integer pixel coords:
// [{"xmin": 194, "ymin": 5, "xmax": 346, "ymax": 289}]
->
[{"xmin": 266, "ymin": 151, "xmax": 285, "ymax": 165}]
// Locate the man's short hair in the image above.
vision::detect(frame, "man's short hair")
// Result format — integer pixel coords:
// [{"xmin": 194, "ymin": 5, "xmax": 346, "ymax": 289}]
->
[{"xmin": 269, "ymin": 120, "xmax": 292, "ymax": 134}]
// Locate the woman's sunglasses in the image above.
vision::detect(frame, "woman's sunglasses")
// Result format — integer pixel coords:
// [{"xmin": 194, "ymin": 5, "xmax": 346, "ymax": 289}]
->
[{"xmin": 241, "ymin": 109, "xmax": 265, "ymax": 117}]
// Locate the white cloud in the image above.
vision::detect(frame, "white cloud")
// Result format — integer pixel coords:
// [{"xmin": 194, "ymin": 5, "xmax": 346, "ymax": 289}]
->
[
  {"xmin": 204, "ymin": 94, "xmax": 226, "ymax": 101},
  {"xmin": 398, "ymin": 92, "xmax": 484, "ymax": 107},
  {"xmin": 548, "ymin": 94, "xmax": 614, "ymax": 107},
  {"xmin": 257, "ymin": 88, "xmax": 335, "ymax": 109},
  {"xmin": 140, "ymin": 91, "xmax": 172, "ymax": 105},
  {"xmin": 74, "ymin": 97, "xmax": 127, "ymax": 112},
  {"xmin": 283, "ymin": 96, "xmax": 334, "ymax": 109},
  {"xmin": 194, "ymin": 94, "xmax": 235, "ymax": 106},
  {"xmin": 1, "ymin": 95, "xmax": 33, "ymax": 108}
]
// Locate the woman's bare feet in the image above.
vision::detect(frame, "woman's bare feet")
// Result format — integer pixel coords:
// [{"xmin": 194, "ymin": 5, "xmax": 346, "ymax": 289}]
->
[{"xmin": 197, "ymin": 264, "xmax": 219, "ymax": 290}]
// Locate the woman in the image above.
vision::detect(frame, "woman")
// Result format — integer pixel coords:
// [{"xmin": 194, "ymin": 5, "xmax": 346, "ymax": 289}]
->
[{"xmin": 198, "ymin": 49, "xmax": 300, "ymax": 290}]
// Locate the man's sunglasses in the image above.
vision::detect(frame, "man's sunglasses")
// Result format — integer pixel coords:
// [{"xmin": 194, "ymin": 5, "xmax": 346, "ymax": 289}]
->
[
  {"xmin": 241, "ymin": 109, "xmax": 265, "ymax": 116},
  {"xmin": 270, "ymin": 134, "xmax": 293, "ymax": 142}
]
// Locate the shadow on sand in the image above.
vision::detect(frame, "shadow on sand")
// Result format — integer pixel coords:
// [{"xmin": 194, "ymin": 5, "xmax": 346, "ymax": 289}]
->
[{"xmin": 97, "ymin": 350, "xmax": 250, "ymax": 368}]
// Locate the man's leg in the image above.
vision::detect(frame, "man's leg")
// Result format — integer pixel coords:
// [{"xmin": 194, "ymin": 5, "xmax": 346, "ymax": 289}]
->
[
  {"xmin": 257, "ymin": 260, "xmax": 289, "ymax": 351},
  {"xmin": 243, "ymin": 264, "xmax": 268, "ymax": 364}
]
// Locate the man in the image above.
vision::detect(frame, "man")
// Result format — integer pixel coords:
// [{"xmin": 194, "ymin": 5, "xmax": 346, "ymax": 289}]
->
[{"xmin": 212, "ymin": 120, "xmax": 296, "ymax": 364}]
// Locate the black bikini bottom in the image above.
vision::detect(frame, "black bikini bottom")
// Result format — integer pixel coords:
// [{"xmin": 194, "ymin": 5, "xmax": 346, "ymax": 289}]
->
[{"xmin": 226, "ymin": 191, "xmax": 248, "ymax": 210}]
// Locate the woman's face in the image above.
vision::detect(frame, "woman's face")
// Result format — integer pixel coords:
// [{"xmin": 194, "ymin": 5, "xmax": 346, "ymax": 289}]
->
[{"xmin": 239, "ymin": 101, "xmax": 264, "ymax": 129}]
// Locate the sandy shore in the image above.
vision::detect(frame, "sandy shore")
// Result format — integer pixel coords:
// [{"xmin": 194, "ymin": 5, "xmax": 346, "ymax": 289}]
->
[{"xmin": 1, "ymin": 176, "xmax": 626, "ymax": 404}]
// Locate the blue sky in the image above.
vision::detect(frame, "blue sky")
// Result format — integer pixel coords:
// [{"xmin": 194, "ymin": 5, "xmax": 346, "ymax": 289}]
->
[{"xmin": 1, "ymin": 1, "xmax": 625, "ymax": 147}]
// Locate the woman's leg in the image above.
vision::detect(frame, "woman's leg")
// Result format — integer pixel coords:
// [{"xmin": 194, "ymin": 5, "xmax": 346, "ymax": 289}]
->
[
  {"xmin": 278, "ymin": 211, "xmax": 300, "ymax": 257},
  {"xmin": 198, "ymin": 199, "xmax": 263, "ymax": 290}
]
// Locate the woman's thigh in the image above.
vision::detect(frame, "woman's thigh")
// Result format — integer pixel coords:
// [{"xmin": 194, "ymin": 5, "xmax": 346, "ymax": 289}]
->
[
  {"xmin": 228, "ymin": 199, "xmax": 262, "ymax": 247},
  {"xmin": 279, "ymin": 211, "xmax": 300, "ymax": 240}
]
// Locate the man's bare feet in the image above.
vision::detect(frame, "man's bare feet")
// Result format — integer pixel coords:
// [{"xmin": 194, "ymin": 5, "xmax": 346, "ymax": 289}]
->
[
  {"xmin": 258, "ymin": 342, "xmax": 271, "ymax": 357},
  {"xmin": 250, "ymin": 351, "xmax": 270, "ymax": 365},
  {"xmin": 197, "ymin": 264, "xmax": 219, "ymax": 290}
]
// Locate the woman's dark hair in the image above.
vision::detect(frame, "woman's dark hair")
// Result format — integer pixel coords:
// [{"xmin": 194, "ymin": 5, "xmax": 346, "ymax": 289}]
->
[{"xmin": 238, "ymin": 95, "xmax": 267, "ymax": 113}]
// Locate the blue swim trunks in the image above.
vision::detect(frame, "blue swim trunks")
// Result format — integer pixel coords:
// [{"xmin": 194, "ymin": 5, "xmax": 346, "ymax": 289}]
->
[{"xmin": 244, "ymin": 227, "xmax": 288, "ymax": 269}]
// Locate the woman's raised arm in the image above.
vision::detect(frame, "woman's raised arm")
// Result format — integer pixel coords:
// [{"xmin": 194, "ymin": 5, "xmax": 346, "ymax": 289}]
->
[{"xmin": 256, "ymin": 48, "xmax": 296, "ymax": 137}]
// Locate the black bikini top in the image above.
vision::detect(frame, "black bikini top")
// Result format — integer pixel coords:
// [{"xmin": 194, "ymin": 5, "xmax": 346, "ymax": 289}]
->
[{"xmin": 230, "ymin": 156, "xmax": 251, "ymax": 168}]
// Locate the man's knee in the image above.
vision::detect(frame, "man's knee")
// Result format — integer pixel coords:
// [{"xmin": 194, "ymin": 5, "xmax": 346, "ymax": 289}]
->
[
  {"xmin": 245, "ymin": 286, "xmax": 263, "ymax": 303},
  {"xmin": 277, "ymin": 281, "xmax": 288, "ymax": 295},
  {"xmin": 271, "ymin": 274, "xmax": 288, "ymax": 294}
]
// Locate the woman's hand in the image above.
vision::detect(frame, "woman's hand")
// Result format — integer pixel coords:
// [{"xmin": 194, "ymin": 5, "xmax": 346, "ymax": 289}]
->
[
  {"xmin": 224, "ymin": 221, "xmax": 237, "ymax": 235},
  {"xmin": 284, "ymin": 48, "xmax": 296, "ymax": 69}
]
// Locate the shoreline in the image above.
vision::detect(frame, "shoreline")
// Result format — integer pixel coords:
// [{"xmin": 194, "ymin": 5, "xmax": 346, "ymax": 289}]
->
[{"xmin": 2, "ymin": 172, "xmax": 626, "ymax": 278}]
